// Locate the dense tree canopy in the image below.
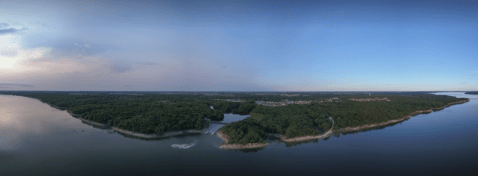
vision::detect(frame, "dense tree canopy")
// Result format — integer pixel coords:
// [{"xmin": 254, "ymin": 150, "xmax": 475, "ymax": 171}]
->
[
  {"xmin": 221, "ymin": 104, "xmax": 331, "ymax": 144},
  {"xmin": 0, "ymin": 91, "xmax": 256, "ymax": 135},
  {"xmin": 220, "ymin": 94, "xmax": 467, "ymax": 144},
  {"xmin": 0, "ymin": 91, "xmax": 467, "ymax": 143}
]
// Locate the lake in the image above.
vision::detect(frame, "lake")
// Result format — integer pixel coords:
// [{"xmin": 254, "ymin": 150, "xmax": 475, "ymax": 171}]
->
[{"xmin": 1, "ymin": 92, "xmax": 477, "ymax": 175}]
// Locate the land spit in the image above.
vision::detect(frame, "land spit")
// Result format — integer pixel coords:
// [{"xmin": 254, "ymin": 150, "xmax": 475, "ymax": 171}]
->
[
  {"xmin": 219, "ymin": 99, "xmax": 469, "ymax": 148},
  {"xmin": 113, "ymin": 127, "xmax": 207, "ymax": 139},
  {"xmin": 66, "ymin": 112, "xmax": 209, "ymax": 139},
  {"xmin": 334, "ymin": 99, "xmax": 469, "ymax": 133},
  {"xmin": 78, "ymin": 117, "xmax": 110, "ymax": 128},
  {"xmin": 49, "ymin": 97, "xmax": 468, "ymax": 148},
  {"xmin": 216, "ymin": 131, "xmax": 269, "ymax": 149},
  {"xmin": 281, "ymin": 117, "xmax": 334, "ymax": 143},
  {"xmin": 280, "ymin": 129, "xmax": 334, "ymax": 143}
]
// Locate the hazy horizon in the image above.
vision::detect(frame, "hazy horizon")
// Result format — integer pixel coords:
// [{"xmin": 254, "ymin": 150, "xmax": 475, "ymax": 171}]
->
[
  {"xmin": 0, "ymin": 90, "xmax": 472, "ymax": 93},
  {"xmin": 1, "ymin": 0, "xmax": 477, "ymax": 91}
]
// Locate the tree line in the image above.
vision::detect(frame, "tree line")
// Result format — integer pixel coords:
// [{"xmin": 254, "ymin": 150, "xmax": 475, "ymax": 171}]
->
[
  {"xmin": 0, "ymin": 91, "xmax": 467, "ymax": 143},
  {"xmin": 220, "ymin": 94, "xmax": 467, "ymax": 144},
  {"xmin": 0, "ymin": 91, "xmax": 255, "ymax": 135}
]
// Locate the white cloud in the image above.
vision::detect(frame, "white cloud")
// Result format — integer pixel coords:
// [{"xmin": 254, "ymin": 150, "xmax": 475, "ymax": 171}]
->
[
  {"xmin": 0, "ymin": 34, "xmax": 51, "ymax": 70},
  {"xmin": 0, "ymin": 34, "xmax": 267, "ymax": 91},
  {"xmin": 0, "ymin": 35, "xmax": 96, "ymax": 85}
]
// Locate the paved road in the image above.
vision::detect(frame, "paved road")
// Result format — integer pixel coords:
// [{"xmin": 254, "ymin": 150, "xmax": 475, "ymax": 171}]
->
[
  {"xmin": 209, "ymin": 116, "xmax": 335, "ymax": 138},
  {"xmin": 317, "ymin": 116, "xmax": 334, "ymax": 139}
]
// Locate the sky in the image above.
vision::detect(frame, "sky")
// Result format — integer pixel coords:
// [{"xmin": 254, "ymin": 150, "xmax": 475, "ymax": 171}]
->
[{"xmin": 0, "ymin": 0, "xmax": 477, "ymax": 91}]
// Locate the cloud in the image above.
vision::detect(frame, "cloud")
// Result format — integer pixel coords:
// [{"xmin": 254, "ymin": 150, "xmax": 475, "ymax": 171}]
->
[
  {"xmin": 28, "ymin": 39, "xmax": 115, "ymax": 57},
  {"xmin": 1, "ymin": 48, "xmax": 18, "ymax": 57},
  {"xmin": 0, "ymin": 83, "xmax": 34, "ymax": 87},
  {"xmin": 136, "ymin": 61, "xmax": 157, "ymax": 66},
  {"xmin": 1, "ymin": 35, "xmax": 51, "ymax": 70},
  {"xmin": 0, "ymin": 22, "xmax": 27, "ymax": 35},
  {"xmin": 108, "ymin": 61, "xmax": 133, "ymax": 73},
  {"xmin": 460, "ymin": 82, "xmax": 467, "ymax": 84},
  {"xmin": 0, "ymin": 33, "xmax": 267, "ymax": 91},
  {"xmin": 0, "ymin": 23, "xmax": 9, "ymax": 28},
  {"xmin": 33, "ymin": 21, "xmax": 50, "ymax": 28},
  {"xmin": 1, "ymin": 54, "xmax": 268, "ymax": 91},
  {"xmin": 0, "ymin": 28, "xmax": 22, "ymax": 35}
]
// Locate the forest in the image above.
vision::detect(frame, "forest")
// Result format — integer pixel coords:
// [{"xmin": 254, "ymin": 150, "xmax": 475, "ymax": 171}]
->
[
  {"xmin": 219, "ymin": 94, "xmax": 468, "ymax": 144},
  {"xmin": 465, "ymin": 91, "xmax": 478, "ymax": 95},
  {"xmin": 0, "ymin": 91, "xmax": 253, "ymax": 135},
  {"xmin": 0, "ymin": 91, "xmax": 468, "ymax": 143},
  {"xmin": 220, "ymin": 104, "xmax": 331, "ymax": 144}
]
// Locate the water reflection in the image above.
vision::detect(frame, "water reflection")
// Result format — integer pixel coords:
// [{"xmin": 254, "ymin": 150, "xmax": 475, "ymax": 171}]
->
[
  {"xmin": 206, "ymin": 113, "xmax": 249, "ymax": 134},
  {"xmin": 285, "ymin": 139, "xmax": 319, "ymax": 147},
  {"xmin": 1, "ymin": 93, "xmax": 477, "ymax": 175},
  {"xmin": 220, "ymin": 113, "xmax": 249, "ymax": 123},
  {"xmin": 237, "ymin": 147, "xmax": 265, "ymax": 153}
]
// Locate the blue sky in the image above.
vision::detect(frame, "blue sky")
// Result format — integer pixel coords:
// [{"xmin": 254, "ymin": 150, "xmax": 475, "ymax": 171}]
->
[{"xmin": 0, "ymin": 0, "xmax": 477, "ymax": 91}]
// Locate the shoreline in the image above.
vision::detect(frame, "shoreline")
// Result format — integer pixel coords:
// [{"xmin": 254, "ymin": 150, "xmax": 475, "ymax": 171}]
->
[
  {"xmin": 66, "ymin": 111, "xmax": 209, "ymax": 139},
  {"xmin": 222, "ymin": 99, "xmax": 469, "ymax": 147},
  {"xmin": 67, "ymin": 111, "xmax": 110, "ymax": 128},
  {"xmin": 32, "ymin": 97, "xmax": 211, "ymax": 139},
  {"xmin": 280, "ymin": 129, "xmax": 334, "ymax": 143},
  {"xmin": 281, "ymin": 117, "xmax": 335, "ymax": 143},
  {"xmin": 112, "ymin": 126, "xmax": 208, "ymax": 139},
  {"xmin": 43, "ymin": 102, "xmax": 67, "ymax": 110},
  {"xmin": 216, "ymin": 131, "xmax": 269, "ymax": 149},
  {"xmin": 78, "ymin": 117, "xmax": 110, "ymax": 128},
  {"xmin": 23, "ymin": 95, "xmax": 471, "ymax": 147},
  {"xmin": 333, "ymin": 99, "xmax": 469, "ymax": 133}
]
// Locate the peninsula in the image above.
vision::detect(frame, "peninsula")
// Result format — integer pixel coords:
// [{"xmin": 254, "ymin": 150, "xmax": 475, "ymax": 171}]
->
[
  {"xmin": 216, "ymin": 93, "xmax": 469, "ymax": 148},
  {"xmin": 0, "ymin": 91, "xmax": 469, "ymax": 149}
]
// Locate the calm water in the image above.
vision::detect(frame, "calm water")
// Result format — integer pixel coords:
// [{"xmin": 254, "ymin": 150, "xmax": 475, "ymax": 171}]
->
[
  {"xmin": 206, "ymin": 113, "xmax": 249, "ymax": 134},
  {"xmin": 1, "ymin": 92, "xmax": 477, "ymax": 176}
]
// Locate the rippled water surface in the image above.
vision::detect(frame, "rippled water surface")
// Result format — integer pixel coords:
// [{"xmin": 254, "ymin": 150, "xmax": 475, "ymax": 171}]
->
[{"xmin": 1, "ymin": 92, "xmax": 477, "ymax": 175}]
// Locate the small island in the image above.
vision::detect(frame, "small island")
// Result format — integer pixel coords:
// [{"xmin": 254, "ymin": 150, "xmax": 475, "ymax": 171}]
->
[
  {"xmin": 465, "ymin": 91, "xmax": 478, "ymax": 95},
  {"xmin": 0, "ymin": 91, "xmax": 469, "ymax": 149}
]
